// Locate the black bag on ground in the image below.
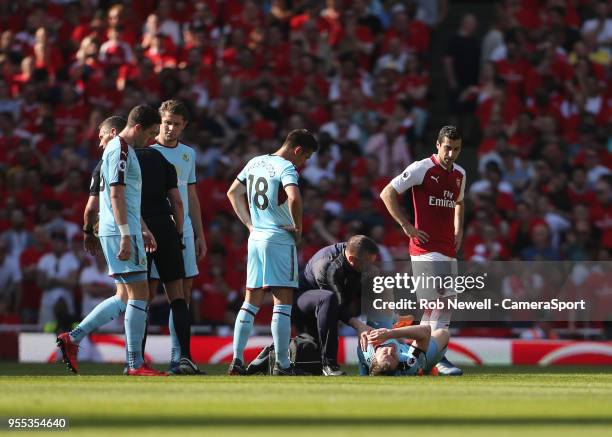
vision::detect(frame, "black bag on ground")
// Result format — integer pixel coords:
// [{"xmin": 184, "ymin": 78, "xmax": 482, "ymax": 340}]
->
[{"xmin": 247, "ymin": 333, "xmax": 323, "ymax": 375}]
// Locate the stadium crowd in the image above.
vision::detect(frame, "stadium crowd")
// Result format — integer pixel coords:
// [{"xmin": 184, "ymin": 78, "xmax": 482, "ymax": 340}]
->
[{"xmin": 0, "ymin": 0, "xmax": 610, "ymax": 332}]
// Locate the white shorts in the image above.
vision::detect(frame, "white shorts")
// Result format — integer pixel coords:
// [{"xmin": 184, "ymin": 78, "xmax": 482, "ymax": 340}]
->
[{"xmin": 410, "ymin": 252, "xmax": 458, "ymax": 301}]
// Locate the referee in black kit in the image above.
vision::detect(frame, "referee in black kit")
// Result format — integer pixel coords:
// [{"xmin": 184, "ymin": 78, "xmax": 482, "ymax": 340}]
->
[
  {"xmin": 293, "ymin": 235, "xmax": 378, "ymax": 376},
  {"xmin": 133, "ymin": 121, "xmax": 203, "ymax": 375}
]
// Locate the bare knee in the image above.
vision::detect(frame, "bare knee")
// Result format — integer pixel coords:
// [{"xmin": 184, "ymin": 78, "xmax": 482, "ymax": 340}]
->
[
  {"xmin": 115, "ymin": 284, "xmax": 128, "ymax": 303},
  {"xmin": 164, "ymin": 279, "xmax": 184, "ymax": 302},
  {"xmin": 272, "ymin": 287, "xmax": 293, "ymax": 305}
]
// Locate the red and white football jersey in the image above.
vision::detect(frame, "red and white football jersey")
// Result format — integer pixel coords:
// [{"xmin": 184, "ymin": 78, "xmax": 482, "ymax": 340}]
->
[{"xmin": 391, "ymin": 155, "xmax": 466, "ymax": 258}]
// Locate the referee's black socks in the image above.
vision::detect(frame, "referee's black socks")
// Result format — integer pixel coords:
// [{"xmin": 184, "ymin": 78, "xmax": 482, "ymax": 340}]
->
[{"xmin": 170, "ymin": 298, "xmax": 191, "ymax": 359}]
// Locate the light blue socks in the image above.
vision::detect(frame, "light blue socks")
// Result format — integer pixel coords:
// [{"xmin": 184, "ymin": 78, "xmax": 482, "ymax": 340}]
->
[
  {"xmin": 69, "ymin": 296, "xmax": 126, "ymax": 343},
  {"xmin": 125, "ymin": 299, "xmax": 148, "ymax": 369},
  {"xmin": 232, "ymin": 302, "xmax": 259, "ymax": 362},
  {"xmin": 272, "ymin": 304, "xmax": 292, "ymax": 369}
]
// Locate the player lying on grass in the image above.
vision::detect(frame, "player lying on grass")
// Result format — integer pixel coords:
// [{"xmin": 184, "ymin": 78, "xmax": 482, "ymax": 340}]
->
[{"xmin": 358, "ymin": 324, "xmax": 449, "ymax": 376}]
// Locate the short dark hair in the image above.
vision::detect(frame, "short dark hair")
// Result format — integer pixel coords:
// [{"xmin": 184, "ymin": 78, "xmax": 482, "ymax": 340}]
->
[
  {"xmin": 347, "ymin": 235, "xmax": 379, "ymax": 257},
  {"xmin": 437, "ymin": 125, "xmax": 462, "ymax": 144},
  {"xmin": 369, "ymin": 357, "xmax": 396, "ymax": 376},
  {"xmin": 284, "ymin": 129, "xmax": 319, "ymax": 153},
  {"xmin": 127, "ymin": 105, "xmax": 161, "ymax": 129},
  {"xmin": 98, "ymin": 116, "xmax": 126, "ymax": 133},
  {"xmin": 159, "ymin": 99, "xmax": 190, "ymax": 122}
]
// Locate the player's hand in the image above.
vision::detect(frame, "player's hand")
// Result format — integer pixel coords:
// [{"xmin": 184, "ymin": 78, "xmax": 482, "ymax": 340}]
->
[
  {"xmin": 401, "ymin": 223, "xmax": 429, "ymax": 244},
  {"xmin": 142, "ymin": 229, "xmax": 157, "ymax": 253},
  {"xmin": 368, "ymin": 328, "xmax": 391, "ymax": 346},
  {"xmin": 454, "ymin": 230, "xmax": 463, "ymax": 252},
  {"xmin": 117, "ymin": 236, "xmax": 132, "ymax": 261},
  {"xmin": 279, "ymin": 225, "xmax": 302, "ymax": 245},
  {"xmin": 359, "ymin": 330, "xmax": 370, "ymax": 352},
  {"xmin": 195, "ymin": 234, "xmax": 207, "ymax": 261},
  {"xmin": 83, "ymin": 233, "xmax": 99, "ymax": 255}
]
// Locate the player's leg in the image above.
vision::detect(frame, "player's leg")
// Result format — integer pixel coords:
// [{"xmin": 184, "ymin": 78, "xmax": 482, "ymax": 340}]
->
[
  {"xmin": 431, "ymin": 302, "xmax": 461, "ymax": 375},
  {"xmin": 167, "ymin": 233, "xmax": 197, "ymax": 367},
  {"xmin": 164, "ymin": 279, "xmax": 201, "ymax": 374},
  {"xmin": 229, "ymin": 287, "xmax": 264, "ymax": 375},
  {"xmin": 430, "ymin": 258, "xmax": 462, "ymax": 375},
  {"xmin": 263, "ymin": 241, "xmax": 305, "ymax": 376},
  {"xmin": 422, "ymin": 328, "xmax": 451, "ymax": 374},
  {"xmin": 56, "ymin": 240, "xmax": 129, "ymax": 374},
  {"xmin": 412, "ymin": 253, "xmax": 462, "ymax": 375},
  {"xmin": 114, "ymin": 233, "xmax": 166, "ymax": 376},
  {"xmin": 271, "ymin": 287, "xmax": 293, "ymax": 370},
  {"xmin": 228, "ymin": 238, "xmax": 264, "ymax": 375}
]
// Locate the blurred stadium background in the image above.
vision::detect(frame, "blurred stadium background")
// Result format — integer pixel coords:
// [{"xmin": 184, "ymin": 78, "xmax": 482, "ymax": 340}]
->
[{"xmin": 0, "ymin": 0, "xmax": 611, "ymax": 366}]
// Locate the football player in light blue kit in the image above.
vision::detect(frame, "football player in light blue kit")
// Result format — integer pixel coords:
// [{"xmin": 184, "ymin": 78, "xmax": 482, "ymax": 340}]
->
[
  {"xmin": 226, "ymin": 129, "xmax": 318, "ymax": 375},
  {"xmin": 358, "ymin": 323, "xmax": 450, "ymax": 376},
  {"xmin": 149, "ymin": 100, "xmax": 207, "ymax": 373},
  {"xmin": 98, "ymin": 105, "xmax": 164, "ymax": 376}
]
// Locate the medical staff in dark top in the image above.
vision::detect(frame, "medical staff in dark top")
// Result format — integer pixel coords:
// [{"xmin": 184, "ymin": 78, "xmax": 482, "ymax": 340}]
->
[{"xmin": 294, "ymin": 235, "xmax": 377, "ymax": 376}]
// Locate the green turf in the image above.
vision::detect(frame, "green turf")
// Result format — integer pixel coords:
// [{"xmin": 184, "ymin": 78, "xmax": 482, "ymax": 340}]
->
[{"xmin": 1, "ymin": 363, "xmax": 611, "ymax": 436}]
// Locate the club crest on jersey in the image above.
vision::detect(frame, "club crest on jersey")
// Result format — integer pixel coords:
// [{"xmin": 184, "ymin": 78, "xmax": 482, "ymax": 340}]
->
[{"xmin": 182, "ymin": 153, "xmax": 189, "ymax": 162}]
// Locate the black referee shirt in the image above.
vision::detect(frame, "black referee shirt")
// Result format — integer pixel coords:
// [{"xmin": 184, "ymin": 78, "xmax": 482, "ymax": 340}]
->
[
  {"xmin": 89, "ymin": 160, "xmax": 102, "ymax": 196},
  {"xmin": 88, "ymin": 148, "xmax": 178, "ymax": 219},
  {"xmin": 134, "ymin": 147, "xmax": 178, "ymax": 219}
]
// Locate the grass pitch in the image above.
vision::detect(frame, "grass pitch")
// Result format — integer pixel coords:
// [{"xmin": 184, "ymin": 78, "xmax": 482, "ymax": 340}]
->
[{"xmin": 1, "ymin": 363, "xmax": 611, "ymax": 436}]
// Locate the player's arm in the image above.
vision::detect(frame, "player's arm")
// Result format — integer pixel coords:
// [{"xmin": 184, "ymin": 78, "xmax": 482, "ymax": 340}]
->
[
  {"xmin": 186, "ymin": 151, "xmax": 207, "ymax": 261},
  {"xmin": 110, "ymin": 184, "xmax": 131, "ymax": 260},
  {"xmin": 163, "ymin": 156, "xmax": 184, "ymax": 237},
  {"xmin": 368, "ymin": 324, "xmax": 431, "ymax": 354},
  {"xmin": 168, "ymin": 187, "xmax": 184, "ymax": 236},
  {"xmin": 83, "ymin": 195, "xmax": 99, "ymax": 255},
  {"xmin": 380, "ymin": 164, "xmax": 429, "ymax": 244},
  {"xmin": 83, "ymin": 161, "xmax": 101, "ymax": 255},
  {"xmin": 227, "ymin": 178, "xmax": 253, "ymax": 232},
  {"xmin": 283, "ymin": 184, "xmax": 303, "ymax": 244},
  {"xmin": 454, "ymin": 200, "xmax": 465, "ymax": 252},
  {"xmin": 454, "ymin": 174, "xmax": 466, "ymax": 252},
  {"xmin": 188, "ymin": 184, "xmax": 207, "ymax": 261}
]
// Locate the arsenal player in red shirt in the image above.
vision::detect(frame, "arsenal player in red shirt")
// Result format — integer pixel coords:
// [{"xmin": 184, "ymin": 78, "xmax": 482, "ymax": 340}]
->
[{"xmin": 380, "ymin": 125, "xmax": 466, "ymax": 376}]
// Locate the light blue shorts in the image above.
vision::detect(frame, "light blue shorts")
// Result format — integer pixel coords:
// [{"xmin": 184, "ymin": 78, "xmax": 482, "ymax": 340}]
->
[
  {"xmin": 246, "ymin": 239, "xmax": 298, "ymax": 289},
  {"xmin": 151, "ymin": 234, "xmax": 199, "ymax": 280},
  {"xmin": 99, "ymin": 234, "xmax": 148, "ymax": 277}
]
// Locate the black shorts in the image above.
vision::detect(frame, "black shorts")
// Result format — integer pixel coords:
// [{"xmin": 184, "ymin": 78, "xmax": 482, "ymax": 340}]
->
[{"xmin": 144, "ymin": 215, "xmax": 185, "ymax": 282}]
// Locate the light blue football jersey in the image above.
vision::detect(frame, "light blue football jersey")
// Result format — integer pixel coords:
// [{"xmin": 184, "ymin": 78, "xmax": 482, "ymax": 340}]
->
[
  {"xmin": 98, "ymin": 136, "xmax": 142, "ymax": 237},
  {"xmin": 237, "ymin": 154, "xmax": 299, "ymax": 245},
  {"xmin": 150, "ymin": 142, "xmax": 196, "ymax": 237},
  {"xmin": 361, "ymin": 339, "xmax": 422, "ymax": 376}
]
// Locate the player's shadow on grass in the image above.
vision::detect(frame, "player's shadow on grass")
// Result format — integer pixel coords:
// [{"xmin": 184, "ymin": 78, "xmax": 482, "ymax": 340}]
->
[{"xmin": 71, "ymin": 417, "xmax": 612, "ymax": 428}]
